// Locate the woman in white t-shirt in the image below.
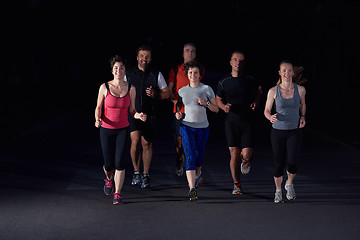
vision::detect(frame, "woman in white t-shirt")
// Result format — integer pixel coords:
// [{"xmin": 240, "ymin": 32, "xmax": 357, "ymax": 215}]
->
[{"xmin": 175, "ymin": 61, "xmax": 219, "ymax": 201}]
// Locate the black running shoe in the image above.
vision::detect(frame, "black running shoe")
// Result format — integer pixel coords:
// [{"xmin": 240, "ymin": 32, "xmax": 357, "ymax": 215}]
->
[
  {"xmin": 188, "ymin": 188, "xmax": 198, "ymax": 201},
  {"xmin": 131, "ymin": 172, "xmax": 142, "ymax": 186},
  {"xmin": 175, "ymin": 153, "xmax": 185, "ymax": 176},
  {"xmin": 195, "ymin": 171, "xmax": 203, "ymax": 188},
  {"xmin": 175, "ymin": 161, "xmax": 184, "ymax": 177},
  {"xmin": 141, "ymin": 175, "xmax": 150, "ymax": 188}
]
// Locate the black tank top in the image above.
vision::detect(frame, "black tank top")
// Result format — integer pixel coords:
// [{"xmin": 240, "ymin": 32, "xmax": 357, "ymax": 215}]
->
[{"xmin": 126, "ymin": 67, "xmax": 160, "ymax": 116}]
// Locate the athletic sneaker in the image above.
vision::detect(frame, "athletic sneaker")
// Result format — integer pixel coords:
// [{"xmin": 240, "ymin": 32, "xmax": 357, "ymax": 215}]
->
[
  {"xmin": 274, "ymin": 190, "xmax": 284, "ymax": 203},
  {"xmin": 113, "ymin": 193, "xmax": 123, "ymax": 205},
  {"xmin": 232, "ymin": 183, "xmax": 242, "ymax": 195},
  {"xmin": 131, "ymin": 172, "xmax": 142, "ymax": 186},
  {"xmin": 241, "ymin": 159, "xmax": 251, "ymax": 175},
  {"xmin": 175, "ymin": 161, "xmax": 184, "ymax": 177},
  {"xmin": 188, "ymin": 188, "xmax": 198, "ymax": 201},
  {"xmin": 175, "ymin": 153, "xmax": 185, "ymax": 176},
  {"xmin": 285, "ymin": 184, "xmax": 296, "ymax": 200},
  {"xmin": 195, "ymin": 171, "xmax": 203, "ymax": 188},
  {"xmin": 141, "ymin": 175, "xmax": 150, "ymax": 188},
  {"xmin": 103, "ymin": 178, "xmax": 114, "ymax": 195}
]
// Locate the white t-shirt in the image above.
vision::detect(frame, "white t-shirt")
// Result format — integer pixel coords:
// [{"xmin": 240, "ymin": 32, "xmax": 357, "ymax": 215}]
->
[
  {"xmin": 178, "ymin": 83, "xmax": 215, "ymax": 128},
  {"xmin": 157, "ymin": 72, "xmax": 167, "ymax": 90}
]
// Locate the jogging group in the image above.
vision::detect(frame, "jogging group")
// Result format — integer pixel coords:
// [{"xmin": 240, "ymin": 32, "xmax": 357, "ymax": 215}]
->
[{"xmin": 94, "ymin": 43, "xmax": 306, "ymax": 204}]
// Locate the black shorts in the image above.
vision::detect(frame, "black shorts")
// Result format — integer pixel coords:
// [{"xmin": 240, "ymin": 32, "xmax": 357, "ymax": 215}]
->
[
  {"xmin": 129, "ymin": 116, "xmax": 155, "ymax": 143},
  {"xmin": 225, "ymin": 119, "xmax": 254, "ymax": 148}
]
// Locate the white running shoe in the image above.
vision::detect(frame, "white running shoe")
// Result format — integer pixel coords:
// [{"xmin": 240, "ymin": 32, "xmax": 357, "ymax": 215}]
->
[
  {"xmin": 274, "ymin": 190, "xmax": 284, "ymax": 203},
  {"xmin": 285, "ymin": 184, "xmax": 296, "ymax": 200},
  {"xmin": 241, "ymin": 159, "xmax": 251, "ymax": 175},
  {"xmin": 232, "ymin": 183, "xmax": 242, "ymax": 195}
]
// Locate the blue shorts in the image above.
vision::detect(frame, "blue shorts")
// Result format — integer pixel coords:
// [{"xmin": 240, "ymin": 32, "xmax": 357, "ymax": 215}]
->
[{"xmin": 180, "ymin": 124, "xmax": 210, "ymax": 171}]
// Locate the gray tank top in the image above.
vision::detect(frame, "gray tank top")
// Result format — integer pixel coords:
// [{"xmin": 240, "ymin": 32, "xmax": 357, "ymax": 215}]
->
[{"xmin": 272, "ymin": 83, "xmax": 300, "ymax": 130}]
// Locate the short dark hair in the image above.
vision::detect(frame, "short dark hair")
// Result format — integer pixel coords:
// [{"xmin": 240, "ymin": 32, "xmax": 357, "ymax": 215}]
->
[
  {"xmin": 109, "ymin": 55, "xmax": 126, "ymax": 70},
  {"xmin": 231, "ymin": 50, "xmax": 246, "ymax": 59},
  {"xmin": 184, "ymin": 60, "xmax": 204, "ymax": 76},
  {"xmin": 183, "ymin": 43, "xmax": 196, "ymax": 50},
  {"xmin": 137, "ymin": 45, "xmax": 152, "ymax": 56}
]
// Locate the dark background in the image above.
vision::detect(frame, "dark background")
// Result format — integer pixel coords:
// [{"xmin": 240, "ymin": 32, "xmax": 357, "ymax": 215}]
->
[{"xmin": 1, "ymin": 0, "xmax": 359, "ymax": 147}]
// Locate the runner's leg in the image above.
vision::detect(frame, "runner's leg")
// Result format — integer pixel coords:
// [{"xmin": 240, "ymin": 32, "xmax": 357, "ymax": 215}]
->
[
  {"xmin": 130, "ymin": 130, "xmax": 141, "ymax": 172},
  {"xmin": 229, "ymin": 147, "xmax": 241, "ymax": 183}
]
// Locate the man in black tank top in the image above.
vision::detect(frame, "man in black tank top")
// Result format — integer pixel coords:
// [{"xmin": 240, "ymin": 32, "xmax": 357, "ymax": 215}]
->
[
  {"xmin": 216, "ymin": 50, "xmax": 262, "ymax": 195},
  {"xmin": 127, "ymin": 67, "xmax": 161, "ymax": 116}
]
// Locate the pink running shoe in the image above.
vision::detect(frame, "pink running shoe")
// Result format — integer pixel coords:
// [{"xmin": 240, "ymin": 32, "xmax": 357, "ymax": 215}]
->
[
  {"xmin": 113, "ymin": 193, "xmax": 123, "ymax": 205},
  {"xmin": 103, "ymin": 178, "xmax": 114, "ymax": 195}
]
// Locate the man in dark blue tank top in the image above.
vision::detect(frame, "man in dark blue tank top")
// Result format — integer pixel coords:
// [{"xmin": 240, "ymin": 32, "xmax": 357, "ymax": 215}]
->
[{"xmin": 216, "ymin": 50, "xmax": 262, "ymax": 195}]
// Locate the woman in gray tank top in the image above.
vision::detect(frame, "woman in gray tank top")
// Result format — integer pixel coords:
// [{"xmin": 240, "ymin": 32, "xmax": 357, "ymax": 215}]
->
[{"xmin": 264, "ymin": 60, "xmax": 307, "ymax": 203}]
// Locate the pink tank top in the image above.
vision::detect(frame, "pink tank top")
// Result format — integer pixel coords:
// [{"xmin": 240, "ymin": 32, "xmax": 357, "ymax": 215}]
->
[{"xmin": 101, "ymin": 83, "xmax": 130, "ymax": 129}]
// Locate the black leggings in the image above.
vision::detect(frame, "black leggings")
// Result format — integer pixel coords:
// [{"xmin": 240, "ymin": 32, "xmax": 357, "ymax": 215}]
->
[
  {"xmin": 100, "ymin": 127, "xmax": 130, "ymax": 171},
  {"xmin": 271, "ymin": 128, "xmax": 302, "ymax": 178}
]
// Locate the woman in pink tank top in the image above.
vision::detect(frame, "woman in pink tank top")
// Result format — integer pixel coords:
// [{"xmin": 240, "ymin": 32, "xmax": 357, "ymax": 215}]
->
[{"xmin": 94, "ymin": 55, "xmax": 146, "ymax": 205}]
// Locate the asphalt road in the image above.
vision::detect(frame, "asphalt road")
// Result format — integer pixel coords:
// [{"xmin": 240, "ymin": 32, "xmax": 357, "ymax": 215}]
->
[{"xmin": 1, "ymin": 108, "xmax": 360, "ymax": 240}]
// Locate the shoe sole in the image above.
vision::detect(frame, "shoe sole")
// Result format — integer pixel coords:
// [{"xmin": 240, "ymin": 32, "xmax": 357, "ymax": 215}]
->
[
  {"xmin": 189, "ymin": 196, "xmax": 198, "ymax": 201},
  {"xmin": 232, "ymin": 191, "xmax": 242, "ymax": 195},
  {"xmin": 131, "ymin": 177, "xmax": 142, "ymax": 186},
  {"xmin": 286, "ymin": 195, "xmax": 296, "ymax": 200}
]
